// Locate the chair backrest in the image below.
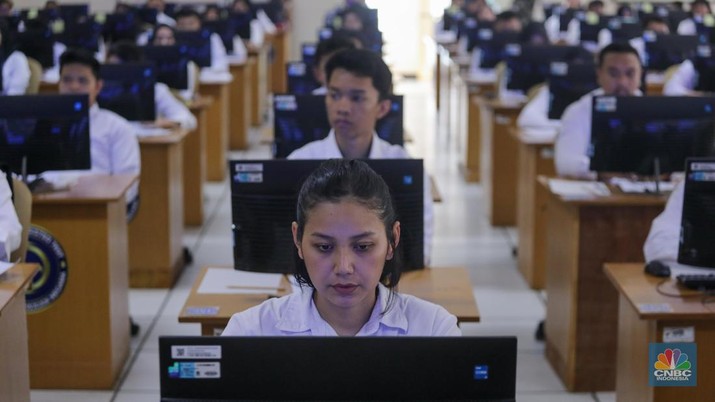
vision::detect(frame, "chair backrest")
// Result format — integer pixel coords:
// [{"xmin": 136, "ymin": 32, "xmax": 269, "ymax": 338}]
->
[
  {"xmin": 10, "ymin": 179, "xmax": 32, "ymax": 263},
  {"xmin": 26, "ymin": 57, "xmax": 43, "ymax": 95}
]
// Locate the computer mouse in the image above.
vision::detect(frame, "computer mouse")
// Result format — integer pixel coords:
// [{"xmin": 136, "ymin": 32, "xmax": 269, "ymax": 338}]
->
[{"xmin": 644, "ymin": 260, "xmax": 671, "ymax": 277}]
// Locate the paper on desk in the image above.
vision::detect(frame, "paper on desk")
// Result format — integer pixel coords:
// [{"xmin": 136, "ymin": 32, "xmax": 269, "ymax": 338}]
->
[
  {"xmin": 130, "ymin": 123, "xmax": 172, "ymax": 137},
  {"xmin": 548, "ymin": 179, "xmax": 611, "ymax": 197},
  {"xmin": 0, "ymin": 261, "xmax": 14, "ymax": 277},
  {"xmin": 610, "ymin": 178, "xmax": 676, "ymax": 194},
  {"xmin": 198, "ymin": 268, "xmax": 284, "ymax": 295},
  {"xmin": 520, "ymin": 127, "xmax": 558, "ymax": 142}
]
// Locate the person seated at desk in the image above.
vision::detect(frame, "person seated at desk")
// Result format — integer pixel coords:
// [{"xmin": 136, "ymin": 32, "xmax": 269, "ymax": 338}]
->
[
  {"xmin": 643, "ymin": 180, "xmax": 684, "ymax": 262},
  {"xmin": 468, "ymin": 10, "xmax": 522, "ymax": 80},
  {"xmin": 45, "ymin": 48, "xmax": 141, "ymax": 208},
  {"xmin": 311, "ymin": 34, "xmax": 358, "ymax": 95},
  {"xmin": 231, "ymin": 0, "xmax": 276, "ymax": 50},
  {"xmin": 145, "ymin": 0, "xmax": 176, "ymax": 27},
  {"xmin": 222, "ymin": 159, "xmax": 460, "ymax": 336},
  {"xmin": 105, "ymin": 40, "xmax": 198, "ymax": 131},
  {"xmin": 287, "ymin": 48, "xmax": 434, "ymax": 266},
  {"xmin": 597, "ymin": 15, "xmax": 671, "ymax": 63},
  {"xmin": 174, "ymin": 8, "xmax": 230, "ymax": 76},
  {"xmin": 0, "ymin": 18, "xmax": 30, "ymax": 95},
  {"xmin": 149, "ymin": 24, "xmax": 198, "ymax": 102},
  {"xmin": 676, "ymin": 0, "xmax": 713, "ymax": 35},
  {"xmin": 0, "ymin": 170, "xmax": 22, "ymax": 262},
  {"xmin": 561, "ymin": 0, "xmax": 605, "ymax": 48},
  {"xmin": 555, "ymin": 42, "xmax": 643, "ymax": 178},
  {"xmin": 544, "ymin": 0, "xmax": 582, "ymax": 43}
]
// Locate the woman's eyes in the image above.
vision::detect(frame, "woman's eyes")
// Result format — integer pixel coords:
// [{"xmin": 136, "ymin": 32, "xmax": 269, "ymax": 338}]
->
[
  {"xmin": 315, "ymin": 244, "xmax": 333, "ymax": 252},
  {"xmin": 312, "ymin": 243, "xmax": 373, "ymax": 252}
]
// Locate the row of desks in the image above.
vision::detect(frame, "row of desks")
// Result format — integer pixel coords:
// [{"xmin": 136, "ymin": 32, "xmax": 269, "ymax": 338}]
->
[{"xmin": 438, "ymin": 41, "xmax": 711, "ymax": 399}]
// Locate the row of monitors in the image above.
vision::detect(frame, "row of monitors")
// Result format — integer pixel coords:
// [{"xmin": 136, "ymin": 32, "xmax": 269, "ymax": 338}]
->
[{"xmin": 3, "ymin": 95, "xmax": 715, "ymax": 270}]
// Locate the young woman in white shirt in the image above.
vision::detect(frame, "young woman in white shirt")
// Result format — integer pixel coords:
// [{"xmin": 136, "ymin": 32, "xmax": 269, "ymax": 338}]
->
[{"xmin": 222, "ymin": 159, "xmax": 460, "ymax": 337}]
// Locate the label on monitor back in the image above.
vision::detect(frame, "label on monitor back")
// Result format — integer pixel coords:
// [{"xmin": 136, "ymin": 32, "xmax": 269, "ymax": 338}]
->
[
  {"xmin": 167, "ymin": 362, "xmax": 221, "ymax": 379},
  {"xmin": 595, "ymin": 96, "xmax": 616, "ymax": 112},
  {"xmin": 172, "ymin": 345, "xmax": 222, "ymax": 359},
  {"xmin": 274, "ymin": 95, "xmax": 298, "ymax": 111}
]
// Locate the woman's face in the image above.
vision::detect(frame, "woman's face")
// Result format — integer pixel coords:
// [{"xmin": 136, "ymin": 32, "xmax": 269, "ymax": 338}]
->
[
  {"xmin": 153, "ymin": 26, "xmax": 175, "ymax": 46},
  {"xmin": 292, "ymin": 199, "xmax": 399, "ymax": 315}
]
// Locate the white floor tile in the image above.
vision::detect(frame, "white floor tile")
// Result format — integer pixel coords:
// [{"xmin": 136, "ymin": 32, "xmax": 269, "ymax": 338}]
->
[
  {"xmin": 30, "ymin": 390, "xmax": 113, "ymax": 402},
  {"xmin": 516, "ymin": 352, "xmax": 569, "ymax": 393},
  {"xmin": 118, "ymin": 350, "xmax": 160, "ymax": 392},
  {"xmin": 596, "ymin": 392, "xmax": 617, "ymax": 402},
  {"xmin": 515, "ymin": 392, "xmax": 596, "ymax": 402}
]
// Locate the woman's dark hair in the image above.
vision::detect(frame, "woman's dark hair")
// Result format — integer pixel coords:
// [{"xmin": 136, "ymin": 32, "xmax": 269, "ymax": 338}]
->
[
  {"xmin": 293, "ymin": 159, "xmax": 403, "ymax": 295},
  {"xmin": 324, "ymin": 48, "xmax": 392, "ymax": 100},
  {"xmin": 107, "ymin": 40, "xmax": 144, "ymax": 62},
  {"xmin": 340, "ymin": 4, "xmax": 376, "ymax": 32},
  {"xmin": 151, "ymin": 23, "xmax": 176, "ymax": 43},
  {"xmin": 314, "ymin": 35, "xmax": 358, "ymax": 67},
  {"xmin": 59, "ymin": 48, "xmax": 100, "ymax": 79}
]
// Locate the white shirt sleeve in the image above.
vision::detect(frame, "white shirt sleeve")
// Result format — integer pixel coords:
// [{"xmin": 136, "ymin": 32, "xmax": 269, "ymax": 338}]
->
[
  {"xmin": 206, "ymin": 33, "xmax": 229, "ymax": 73},
  {"xmin": 517, "ymin": 85, "xmax": 558, "ymax": 128},
  {"xmin": 0, "ymin": 173, "xmax": 22, "ymax": 261},
  {"xmin": 554, "ymin": 93, "xmax": 594, "ymax": 178},
  {"xmin": 230, "ymin": 36, "xmax": 248, "ymax": 63},
  {"xmin": 250, "ymin": 19, "xmax": 265, "ymax": 48},
  {"xmin": 565, "ymin": 18, "xmax": 581, "ymax": 45},
  {"xmin": 105, "ymin": 112, "xmax": 142, "ymax": 201},
  {"xmin": 155, "ymin": 82, "xmax": 197, "ymax": 130},
  {"xmin": 663, "ymin": 60, "xmax": 698, "ymax": 96},
  {"xmin": 597, "ymin": 28, "xmax": 612, "ymax": 50},
  {"xmin": 256, "ymin": 9, "xmax": 277, "ymax": 35},
  {"xmin": 3, "ymin": 51, "xmax": 31, "ymax": 95},
  {"xmin": 544, "ymin": 15, "xmax": 560, "ymax": 43},
  {"xmin": 643, "ymin": 180, "xmax": 683, "ymax": 262},
  {"xmin": 677, "ymin": 19, "xmax": 696, "ymax": 35}
]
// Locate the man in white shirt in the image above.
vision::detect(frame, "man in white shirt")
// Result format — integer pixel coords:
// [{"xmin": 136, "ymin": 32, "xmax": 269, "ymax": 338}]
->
[
  {"xmin": 643, "ymin": 180, "xmax": 683, "ymax": 262},
  {"xmin": 555, "ymin": 42, "xmax": 643, "ymax": 178},
  {"xmin": 145, "ymin": 0, "xmax": 176, "ymax": 27},
  {"xmin": 676, "ymin": 0, "xmax": 713, "ymax": 35},
  {"xmin": 175, "ymin": 8, "xmax": 229, "ymax": 75},
  {"xmin": 0, "ymin": 19, "xmax": 30, "ymax": 95},
  {"xmin": 0, "ymin": 171, "xmax": 22, "ymax": 262},
  {"xmin": 105, "ymin": 41, "xmax": 197, "ymax": 130},
  {"xmin": 56, "ymin": 48, "xmax": 141, "ymax": 204},
  {"xmin": 468, "ymin": 10, "xmax": 522, "ymax": 80},
  {"xmin": 288, "ymin": 48, "xmax": 434, "ymax": 266}
]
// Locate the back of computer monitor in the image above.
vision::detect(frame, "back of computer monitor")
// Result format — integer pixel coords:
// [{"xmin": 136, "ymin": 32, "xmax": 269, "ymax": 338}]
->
[
  {"xmin": 229, "ymin": 159, "xmax": 424, "ymax": 274},
  {"xmin": 97, "ymin": 63, "xmax": 157, "ymax": 121},
  {"xmin": 159, "ymin": 336, "xmax": 517, "ymax": 402},
  {"xmin": 644, "ymin": 33, "xmax": 699, "ymax": 71},
  {"xmin": 505, "ymin": 44, "xmax": 591, "ymax": 93},
  {"xmin": 0, "ymin": 95, "xmax": 91, "ymax": 175},
  {"xmin": 693, "ymin": 45, "xmax": 715, "ymax": 93},
  {"xmin": 547, "ymin": 61, "xmax": 598, "ymax": 120},
  {"xmin": 175, "ymin": 30, "xmax": 212, "ymax": 68},
  {"xmin": 589, "ymin": 96, "xmax": 715, "ymax": 175},
  {"xmin": 286, "ymin": 62, "xmax": 319, "ymax": 95},
  {"xmin": 142, "ymin": 45, "xmax": 190, "ymax": 90},
  {"xmin": 16, "ymin": 25, "xmax": 55, "ymax": 69},
  {"xmin": 678, "ymin": 158, "xmax": 715, "ymax": 268}
]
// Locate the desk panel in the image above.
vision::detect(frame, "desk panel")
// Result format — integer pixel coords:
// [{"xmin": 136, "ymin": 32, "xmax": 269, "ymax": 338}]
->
[{"xmin": 200, "ymin": 81, "xmax": 230, "ymax": 181}]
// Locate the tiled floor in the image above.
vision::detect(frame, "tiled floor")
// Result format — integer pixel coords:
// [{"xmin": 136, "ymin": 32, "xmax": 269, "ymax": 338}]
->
[{"xmin": 29, "ymin": 79, "xmax": 614, "ymax": 401}]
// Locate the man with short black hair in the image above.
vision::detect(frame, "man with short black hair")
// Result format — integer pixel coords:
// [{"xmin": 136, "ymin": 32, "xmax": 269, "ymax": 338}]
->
[{"xmin": 174, "ymin": 8, "xmax": 229, "ymax": 74}]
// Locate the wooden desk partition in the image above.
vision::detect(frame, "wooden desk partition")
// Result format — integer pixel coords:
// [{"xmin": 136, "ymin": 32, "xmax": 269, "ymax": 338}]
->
[
  {"xmin": 130, "ymin": 130, "xmax": 188, "ymax": 288},
  {"xmin": 270, "ymin": 30, "xmax": 289, "ymax": 94},
  {"xmin": 459, "ymin": 82, "xmax": 495, "ymax": 183},
  {"xmin": 186, "ymin": 97, "xmax": 212, "ymax": 226},
  {"xmin": 199, "ymin": 79, "xmax": 231, "ymax": 181},
  {"xmin": 179, "ymin": 267, "xmax": 479, "ymax": 336},
  {"xmin": 605, "ymin": 264, "xmax": 715, "ymax": 402},
  {"xmin": 28, "ymin": 174, "xmax": 135, "ymax": 389},
  {"xmin": 514, "ymin": 129, "xmax": 557, "ymax": 289},
  {"xmin": 229, "ymin": 62, "xmax": 251, "ymax": 150},
  {"xmin": 480, "ymin": 99, "xmax": 525, "ymax": 226},
  {"xmin": 248, "ymin": 46, "xmax": 270, "ymax": 126},
  {"xmin": 0, "ymin": 264, "xmax": 39, "ymax": 402},
  {"xmin": 541, "ymin": 180, "xmax": 667, "ymax": 391}
]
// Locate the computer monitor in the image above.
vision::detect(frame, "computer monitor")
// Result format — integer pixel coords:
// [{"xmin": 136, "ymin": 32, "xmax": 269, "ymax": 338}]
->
[
  {"xmin": 589, "ymin": 96, "xmax": 715, "ymax": 175},
  {"xmin": 229, "ymin": 158, "xmax": 424, "ymax": 273},
  {"xmin": 286, "ymin": 62, "xmax": 319, "ymax": 95},
  {"xmin": 57, "ymin": 4, "xmax": 89, "ymax": 23},
  {"xmin": 55, "ymin": 17, "xmax": 102, "ymax": 53},
  {"xmin": 272, "ymin": 94, "xmax": 404, "ymax": 158},
  {"xmin": 579, "ymin": 15, "xmax": 612, "ymax": 43},
  {"xmin": 678, "ymin": 158, "xmax": 715, "ymax": 268},
  {"xmin": 464, "ymin": 20, "xmax": 494, "ymax": 52},
  {"xmin": 135, "ymin": 6, "xmax": 158, "ymax": 25},
  {"xmin": 97, "ymin": 63, "xmax": 157, "ymax": 122},
  {"xmin": 159, "ymin": 336, "xmax": 517, "ymax": 402},
  {"xmin": 547, "ymin": 61, "xmax": 598, "ymax": 120},
  {"xmin": 644, "ymin": 33, "xmax": 699, "ymax": 71},
  {"xmin": 667, "ymin": 10, "xmax": 689, "ymax": 32},
  {"xmin": 474, "ymin": 30, "xmax": 520, "ymax": 69},
  {"xmin": 16, "ymin": 23, "xmax": 55, "ymax": 69},
  {"xmin": 175, "ymin": 30, "xmax": 212, "ymax": 68},
  {"xmin": 607, "ymin": 19, "xmax": 643, "ymax": 42},
  {"xmin": 142, "ymin": 45, "xmax": 190, "ymax": 90},
  {"xmin": 227, "ymin": 11, "xmax": 252, "ymax": 40},
  {"xmin": 0, "ymin": 95, "xmax": 91, "ymax": 175},
  {"xmin": 301, "ymin": 42, "xmax": 317, "ymax": 67},
  {"xmin": 693, "ymin": 45, "xmax": 715, "ymax": 93},
  {"xmin": 102, "ymin": 12, "xmax": 140, "ymax": 43},
  {"xmin": 203, "ymin": 18, "xmax": 234, "ymax": 53},
  {"xmin": 505, "ymin": 44, "xmax": 592, "ymax": 93}
]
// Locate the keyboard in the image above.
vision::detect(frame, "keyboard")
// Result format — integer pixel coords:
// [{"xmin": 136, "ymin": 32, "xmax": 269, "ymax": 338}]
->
[{"xmin": 676, "ymin": 274, "xmax": 715, "ymax": 291}]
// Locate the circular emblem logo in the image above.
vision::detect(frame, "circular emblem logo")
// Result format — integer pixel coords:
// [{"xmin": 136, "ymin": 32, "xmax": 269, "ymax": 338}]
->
[{"xmin": 25, "ymin": 225, "xmax": 68, "ymax": 314}]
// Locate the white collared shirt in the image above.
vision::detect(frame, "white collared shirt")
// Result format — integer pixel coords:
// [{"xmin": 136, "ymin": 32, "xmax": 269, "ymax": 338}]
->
[
  {"xmin": 221, "ymin": 283, "xmax": 461, "ymax": 336},
  {"xmin": 155, "ymin": 82, "xmax": 197, "ymax": 130},
  {"xmin": 287, "ymin": 130, "xmax": 434, "ymax": 266},
  {"xmin": 664, "ymin": 60, "xmax": 698, "ymax": 95},
  {"xmin": 517, "ymin": 85, "xmax": 562, "ymax": 130},
  {"xmin": 644, "ymin": 180, "xmax": 683, "ymax": 262},
  {"xmin": 2, "ymin": 50, "xmax": 30, "ymax": 95},
  {"xmin": 0, "ymin": 172, "xmax": 22, "ymax": 261}
]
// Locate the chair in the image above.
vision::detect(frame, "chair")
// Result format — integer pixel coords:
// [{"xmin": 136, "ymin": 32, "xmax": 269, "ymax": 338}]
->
[
  {"xmin": 26, "ymin": 57, "xmax": 43, "ymax": 95},
  {"xmin": 10, "ymin": 179, "xmax": 32, "ymax": 263}
]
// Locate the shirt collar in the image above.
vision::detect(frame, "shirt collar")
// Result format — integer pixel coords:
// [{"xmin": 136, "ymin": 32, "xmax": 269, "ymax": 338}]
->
[
  {"xmin": 327, "ymin": 130, "xmax": 382, "ymax": 159},
  {"xmin": 274, "ymin": 284, "xmax": 408, "ymax": 335}
]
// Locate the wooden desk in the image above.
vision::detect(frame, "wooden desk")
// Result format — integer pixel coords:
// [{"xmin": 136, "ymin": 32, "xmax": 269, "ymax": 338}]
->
[
  {"xmin": 248, "ymin": 45, "xmax": 270, "ymax": 126},
  {"xmin": 514, "ymin": 129, "xmax": 557, "ymax": 289},
  {"xmin": 479, "ymin": 99, "xmax": 525, "ymax": 226},
  {"xmin": 459, "ymin": 82, "xmax": 495, "ymax": 183},
  {"xmin": 130, "ymin": 130, "xmax": 188, "ymax": 288},
  {"xmin": 199, "ymin": 78, "xmax": 231, "ymax": 181},
  {"xmin": 542, "ymin": 179, "xmax": 667, "ymax": 391},
  {"xmin": 179, "ymin": 267, "xmax": 480, "ymax": 336},
  {"xmin": 0, "ymin": 264, "xmax": 39, "ymax": 402},
  {"xmin": 228, "ymin": 62, "xmax": 251, "ymax": 150},
  {"xmin": 605, "ymin": 264, "xmax": 715, "ymax": 402},
  {"xmin": 185, "ymin": 97, "xmax": 212, "ymax": 226},
  {"xmin": 29, "ymin": 174, "xmax": 135, "ymax": 389},
  {"xmin": 38, "ymin": 81, "xmax": 57, "ymax": 94},
  {"xmin": 270, "ymin": 30, "xmax": 289, "ymax": 94}
]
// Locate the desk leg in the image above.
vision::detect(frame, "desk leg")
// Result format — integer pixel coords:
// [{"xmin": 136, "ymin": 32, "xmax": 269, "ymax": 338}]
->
[
  {"xmin": 202, "ymin": 84, "xmax": 229, "ymax": 181},
  {"xmin": 0, "ymin": 287, "xmax": 31, "ymax": 401},
  {"xmin": 184, "ymin": 108, "xmax": 206, "ymax": 226},
  {"xmin": 229, "ymin": 64, "xmax": 251, "ymax": 150}
]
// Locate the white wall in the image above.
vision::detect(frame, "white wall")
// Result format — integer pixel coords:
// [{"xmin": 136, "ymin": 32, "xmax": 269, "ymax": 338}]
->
[{"xmin": 288, "ymin": 0, "xmax": 343, "ymax": 60}]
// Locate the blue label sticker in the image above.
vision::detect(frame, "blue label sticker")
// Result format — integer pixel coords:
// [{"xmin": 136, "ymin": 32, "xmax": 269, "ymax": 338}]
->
[
  {"xmin": 25, "ymin": 225, "xmax": 69, "ymax": 313},
  {"xmin": 474, "ymin": 365, "xmax": 489, "ymax": 380},
  {"xmin": 649, "ymin": 343, "xmax": 697, "ymax": 387}
]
